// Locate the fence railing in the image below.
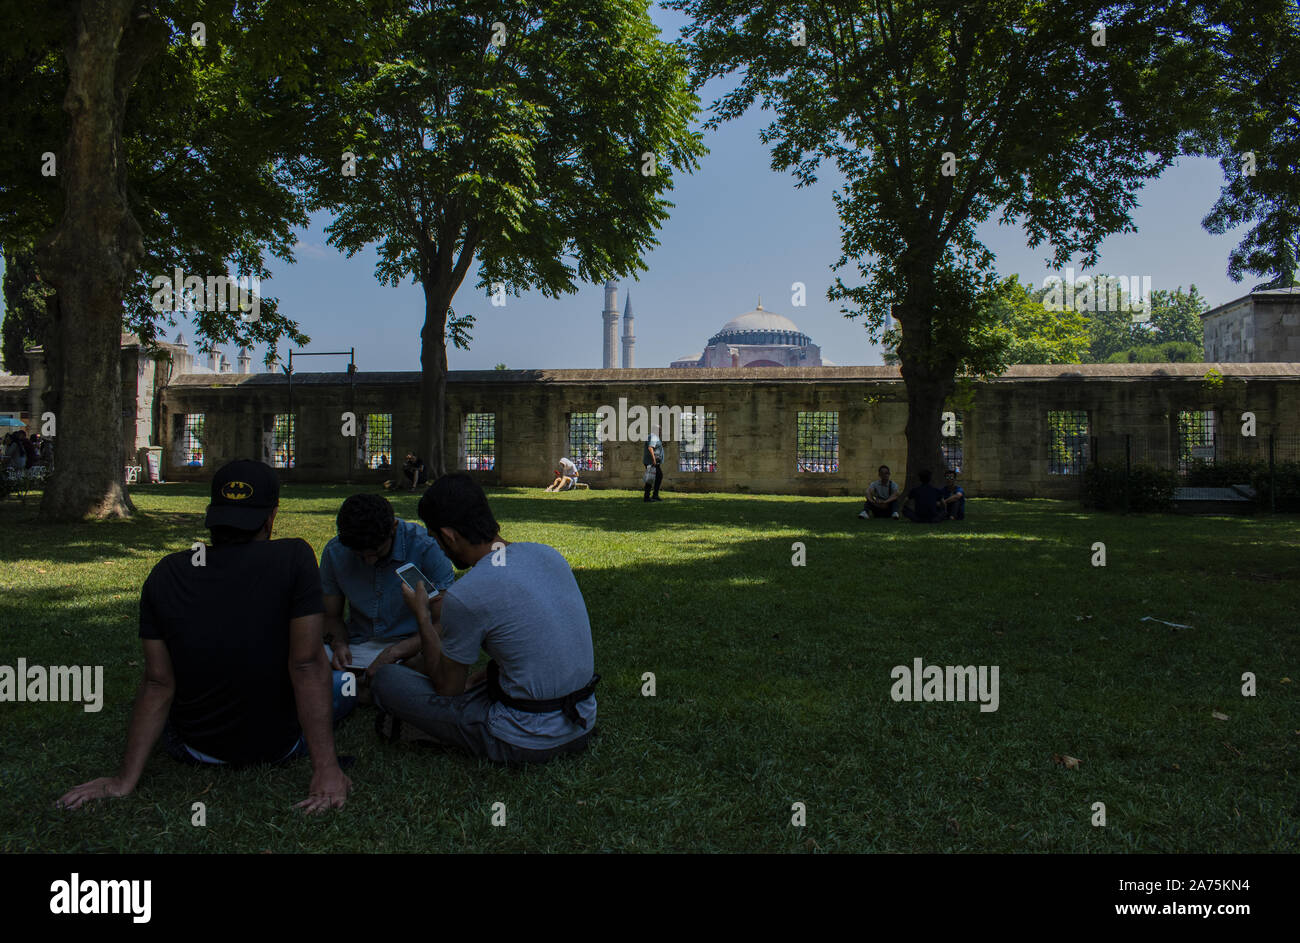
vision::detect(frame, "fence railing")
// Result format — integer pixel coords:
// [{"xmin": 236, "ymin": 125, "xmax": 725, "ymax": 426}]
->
[{"xmin": 1084, "ymin": 432, "xmax": 1300, "ymax": 512}]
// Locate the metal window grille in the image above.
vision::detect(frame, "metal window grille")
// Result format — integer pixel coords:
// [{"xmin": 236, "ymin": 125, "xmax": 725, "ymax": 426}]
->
[
  {"xmin": 1047, "ymin": 410, "xmax": 1090, "ymax": 475},
  {"xmin": 1177, "ymin": 409, "xmax": 1216, "ymax": 473},
  {"xmin": 182, "ymin": 414, "xmax": 205, "ymax": 466},
  {"xmin": 796, "ymin": 411, "xmax": 839, "ymax": 473},
  {"xmin": 462, "ymin": 413, "xmax": 496, "ymax": 471},
  {"xmin": 941, "ymin": 411, "xmax": 964, "ymax": 474},
  {"xmin": 271, "ymin": 414, "xmax": 295, "ymax": 468},
  {"xmin": 364, "ymin": 413, "xmax": 393, "ymax": 469},
  {"xmin": 568, "ymin": 412, "xmax": 603, "ymax": 472},
  {"xmin": 678, "ymin": 411, "xmax": 718, "ymax": 472}
]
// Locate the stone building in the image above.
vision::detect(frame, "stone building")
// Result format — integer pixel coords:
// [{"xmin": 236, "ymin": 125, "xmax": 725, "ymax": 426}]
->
[
  {"xmin": 671, "ymin": 303, "xmax": 826, "ymax": 368},
  {"xmin": 1202, "ymin": 286, "xmax": 1300, "ymax": 362},
  {"xmin": 4, "ymin": 333, "xmax": 1298, "ymax": 499}
]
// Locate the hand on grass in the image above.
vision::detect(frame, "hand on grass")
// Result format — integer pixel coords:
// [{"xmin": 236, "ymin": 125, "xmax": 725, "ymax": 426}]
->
[
  {"xmin": 295, "ymin": 766, "xmax": 351, "ymax": 814},
  {"xmin": 57, "ymin": 776, "xmax": 133, "ymax": 810}
]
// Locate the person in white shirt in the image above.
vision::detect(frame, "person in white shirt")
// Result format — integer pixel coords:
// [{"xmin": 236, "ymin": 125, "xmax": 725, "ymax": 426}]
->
[{"xmin": 545, "ymin": 456, "xmax": 580, "ymax": 492}]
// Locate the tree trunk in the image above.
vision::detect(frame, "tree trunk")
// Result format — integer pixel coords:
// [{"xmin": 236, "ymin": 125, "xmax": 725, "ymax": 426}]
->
[
  {"xmin": 898, "ymin": 356, "xmax": 952, "ymax": 495},
  {"xmin": 418, "ymin": 285, "xmax": 453, "ymax": 479},
  {"xmin": 35, "ymin": 1, "xmax": 161, "ymax": 521},
  {"xmin": 894, "ymin": 280, "xmax": 957, "ymax": 494}
]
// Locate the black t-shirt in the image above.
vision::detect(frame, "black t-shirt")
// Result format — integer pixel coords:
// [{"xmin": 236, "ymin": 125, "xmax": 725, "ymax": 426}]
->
[
  {"xmin": 139, "ymin": 538, "xmax": 323, "ymax": 765},
  {"xmin": 908, "ymin": 484, "xmax": 946, "ymax": 523}
]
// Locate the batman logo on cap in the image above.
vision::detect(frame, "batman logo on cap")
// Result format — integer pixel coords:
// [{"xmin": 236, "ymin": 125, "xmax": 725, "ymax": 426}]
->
[{"xmin": 221, "ymin": 481, "xmax": 254, "ymax": 500}]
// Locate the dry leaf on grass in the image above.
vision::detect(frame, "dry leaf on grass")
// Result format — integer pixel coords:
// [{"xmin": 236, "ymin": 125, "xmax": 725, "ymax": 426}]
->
[
  {"xmin": 1052, "ymin": 754, "xmax": 1082, "ymax": 770},
  {"xmin": 1212, "ymin": 710, "xmax": 1230, "ymax": 721}
]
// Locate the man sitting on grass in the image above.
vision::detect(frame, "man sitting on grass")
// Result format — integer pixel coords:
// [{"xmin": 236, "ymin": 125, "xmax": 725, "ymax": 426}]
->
[
  {"xmin": 57, "ymin": 460, "xmax": 351, "ymax": 814},
  {"xmin": 321, "ymin": 493, "xmax": 455, "ymax": 675},
  {"xmin": 371, "ymin": 473, "xmax": 599, "ymax": 765},
  {"xmin": 941, "ymin": 469, "xmax": 967, "ymax": 520},
  {"xmin": 860, "ymin": 465, "xmax": 902, "ymax": 519},
  {"xmin": 902, "ymin": 468, "xmax": 946, "ymax": 524}
]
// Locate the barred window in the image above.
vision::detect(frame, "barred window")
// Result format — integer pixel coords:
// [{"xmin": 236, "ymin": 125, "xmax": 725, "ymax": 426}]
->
[
  {"xmin": 181, "ymin": 413, "xmax": 205, "ymax": 467},
  {"xmin": 1047, "ymin": 410, "xmax": 1090, "ymax": 475},
  {"xmin": 462, "ymin": 413, "xmax": 496, "ymax": 471},
  {"xmin": 364, "ymin": 413, "xmax": 393, "ymax": 469},
  {"xmin": 941, "ymin": 411, "xmax": 964, "ymax": 475},
  {"xmin": 271, "ymin": 414, "xmax": 295, "ymax": 468},
  {"xmin": 796, "ymin": 411, "xmax": 839, "ymax": 473},
  {"xmin": 1177, "ymin": 409, "xmax": 1216, "ymax": 472},
  {"xmin": 568, "ymin": 412, "xmax": 603, "ymax": 472},
  {"xmin": 678, "ymin": 411, "xmax": 718, "ymax": 472}
]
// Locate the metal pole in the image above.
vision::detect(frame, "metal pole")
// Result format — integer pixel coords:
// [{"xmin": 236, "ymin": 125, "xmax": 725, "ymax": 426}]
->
[
  {"xmin": 347, "ymin": 347, "xmax": 356, "ymax": 485},
  {"xmin": 1124, "ymin": 433, "xmax": 1131, "ymax": 514},
  {"xmin": 1269, "ymin": 433, "xmax": 1276, "ymax": 513}
]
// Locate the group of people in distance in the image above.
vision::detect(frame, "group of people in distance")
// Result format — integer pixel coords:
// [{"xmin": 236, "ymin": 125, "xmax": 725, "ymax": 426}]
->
[
  {"xmin": 57, "ymin": 459, "xmax": 598, "ymax": 813},
  {"xmin": 2, "ymin": 429, "xmax": 52, "ymax": 472},
  {"xmin": 860, "ymin": 465, "xmax": 966, "ymax": 523},
  {"xmin": 543, "ymin": 426, "xmax": 666, "ymax": 503}
]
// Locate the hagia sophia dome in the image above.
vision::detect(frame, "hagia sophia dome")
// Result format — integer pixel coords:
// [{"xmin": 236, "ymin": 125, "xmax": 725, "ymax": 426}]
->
[
  {"xmin": 670, "ymin": 301, "xmax": 828, "ymax": 368},
  {"xmin": 599, "ymin": 282, "xmax": 831, "ymax": 369}
]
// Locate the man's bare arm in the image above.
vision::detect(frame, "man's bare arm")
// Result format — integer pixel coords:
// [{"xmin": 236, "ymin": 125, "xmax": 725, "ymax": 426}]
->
[
  {"xmin": 287, "ymin": 613, "xmax": 350, "ymax": 813},
  {"xmin": 57, "ymin": 639, "xmax": 176, "ymax": 809}
]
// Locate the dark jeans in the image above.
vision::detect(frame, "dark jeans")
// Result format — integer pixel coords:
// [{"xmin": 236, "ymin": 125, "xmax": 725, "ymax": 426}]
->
[
  {"xmin": 864, "ymin": 502, "xmax": 897, "ymax": 517},
  {"xmin": 371, "ymin": 664, "xmax": 592, "ymax": 766},
  {"xmin": 944, "ymin": 498, "xmax": 966, "ymax": 520},
  {"xmin": 903, "ymin": 505, "xmax": 943, "ymax": 524},
  {"xmin": 643, "ymin": 464, "xmax": 663, "ymax": 499}
]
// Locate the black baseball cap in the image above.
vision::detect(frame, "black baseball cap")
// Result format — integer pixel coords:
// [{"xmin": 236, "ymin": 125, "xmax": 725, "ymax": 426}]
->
[{"xmin": 205, "ymin": 459, "xmax": 280, "ymax": 529}]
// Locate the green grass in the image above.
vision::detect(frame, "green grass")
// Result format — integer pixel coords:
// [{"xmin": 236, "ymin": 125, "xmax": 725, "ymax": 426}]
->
[{"xmin": 1, "ymin": 484, "xmax": 1297, "ymax": 853}]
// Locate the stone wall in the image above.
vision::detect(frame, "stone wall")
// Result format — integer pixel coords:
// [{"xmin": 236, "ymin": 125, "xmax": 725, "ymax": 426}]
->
[
  {"xmin": 1203, "ymin": 294, "xmax": 1300, "ymax": 362},
  {"xmin": 155, "ymin": 363, "xmax": 1300, "ymax": 498}
]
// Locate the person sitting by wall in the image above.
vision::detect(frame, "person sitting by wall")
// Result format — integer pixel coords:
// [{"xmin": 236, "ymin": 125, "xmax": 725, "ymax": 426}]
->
[
  {"xmin": 940, "ymin": 469, "xmax": 967, "ymax": 520},
  {"xmin": 371, "ymin": 473, "xmax": 599, "ymax": 765},
  {"xmin": 902, "ymin": 469, "xmax": 946, "ymax": 524},
  {"xmin": 545, "ymin": 456, "xmax": 580, "ymax": 492},
  {"xmin": 57, "ymin": 460, "xmax": 352, "ymax": 813},
  {"xmin": 403, "ymin": 453, "xmax": 426, "ymax": 491},
  {"xmin": 860, "ymin": 465, "xmax": 902, "ymax": 519}
]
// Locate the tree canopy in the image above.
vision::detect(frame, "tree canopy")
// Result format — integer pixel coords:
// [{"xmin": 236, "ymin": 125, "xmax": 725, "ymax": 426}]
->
[{"xmin": 300, "ymin": 0, "xmax": 706, "ymax": 474}]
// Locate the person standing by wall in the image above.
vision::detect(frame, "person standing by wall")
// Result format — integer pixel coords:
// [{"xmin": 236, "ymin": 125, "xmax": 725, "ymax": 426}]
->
[{"xmin": 643, "ymin": 425, "xmax": 664, "ymax": 502}]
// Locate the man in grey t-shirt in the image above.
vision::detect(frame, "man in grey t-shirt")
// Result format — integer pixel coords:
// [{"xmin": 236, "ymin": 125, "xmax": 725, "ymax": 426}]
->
[{"xmin": 371, "ymin": 473, "xmax": 597, "ymax": 764}]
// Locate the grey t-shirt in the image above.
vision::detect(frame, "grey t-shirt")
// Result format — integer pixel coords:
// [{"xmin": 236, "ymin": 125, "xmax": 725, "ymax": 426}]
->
[
  {"xmin": 439, "ymin": 542, "xmax": 596, "ymax": 748},
  {"xmin": 868, "ymin": 479, "xmax": 899, "ymax": 501}
]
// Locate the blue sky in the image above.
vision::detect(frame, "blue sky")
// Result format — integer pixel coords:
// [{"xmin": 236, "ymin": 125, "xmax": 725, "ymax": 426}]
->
[{"xmin": 6, "ymin": 4, "xmax": 1254, "ymax": 375}]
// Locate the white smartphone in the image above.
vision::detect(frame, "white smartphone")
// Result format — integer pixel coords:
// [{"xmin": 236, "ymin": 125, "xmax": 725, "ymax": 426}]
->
[{"xmin": 395, "ymin": 562, "xmax": 438, "ymax": 599}]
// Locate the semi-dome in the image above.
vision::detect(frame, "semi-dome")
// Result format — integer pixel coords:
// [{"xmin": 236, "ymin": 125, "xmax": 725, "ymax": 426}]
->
[{"xmin": 708, "ymin": 303, "xmax": 811, "ymax": 348}]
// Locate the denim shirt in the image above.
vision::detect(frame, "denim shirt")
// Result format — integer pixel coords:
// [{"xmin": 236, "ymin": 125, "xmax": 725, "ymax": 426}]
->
[{"xmin": 319, "ymin": 520, "xmax": 456, "ymax": 642}]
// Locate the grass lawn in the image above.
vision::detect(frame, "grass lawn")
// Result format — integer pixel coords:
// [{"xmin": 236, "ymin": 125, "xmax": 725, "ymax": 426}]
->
[{"xmin": 1, "ymin": 483, "xmax": 1297, "ymax": 853}]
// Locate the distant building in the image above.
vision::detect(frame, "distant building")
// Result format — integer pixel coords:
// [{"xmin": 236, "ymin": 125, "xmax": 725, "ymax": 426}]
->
[
  {"xmin": 671, "ymin": 301, "xmax": 827, "ymax": 368},
  {"xmin": 1202, "ymin": 286, "xmax": 1300, "ymax": 362}
]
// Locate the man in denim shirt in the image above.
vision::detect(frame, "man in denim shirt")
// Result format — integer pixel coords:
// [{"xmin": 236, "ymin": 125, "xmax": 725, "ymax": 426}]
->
[{"xmin": 320, "ymin": 494, "xmax": 455, "ymax": 675}]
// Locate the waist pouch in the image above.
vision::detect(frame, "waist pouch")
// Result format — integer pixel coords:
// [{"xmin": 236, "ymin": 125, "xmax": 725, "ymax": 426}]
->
[{"xmin": 486, "ymin": 659, "xmax": 599, "ymax": 730}]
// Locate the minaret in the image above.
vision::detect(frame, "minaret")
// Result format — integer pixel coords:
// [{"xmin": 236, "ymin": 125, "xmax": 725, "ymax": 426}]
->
[
  {"xmin": 621, "ymin": 292, "xmax": 636, "ymax": 369},
  {"xmin": 602, "ymin": 279, "xmax": 619, "ymax": 369}
]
